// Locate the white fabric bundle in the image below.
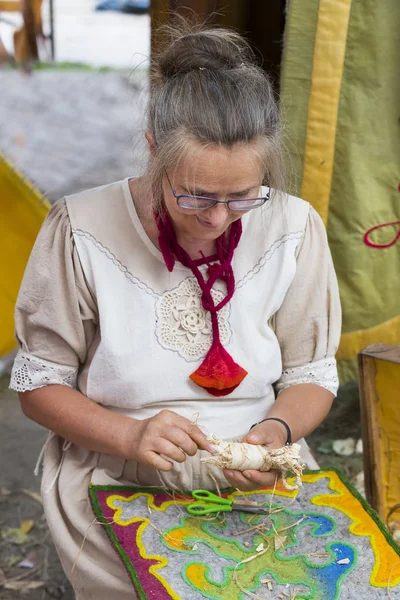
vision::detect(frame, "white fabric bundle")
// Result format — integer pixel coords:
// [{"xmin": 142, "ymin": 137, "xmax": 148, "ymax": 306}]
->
[{"xmin": 201, "ymin": 435, "xmax": 304, "ymax": 490}]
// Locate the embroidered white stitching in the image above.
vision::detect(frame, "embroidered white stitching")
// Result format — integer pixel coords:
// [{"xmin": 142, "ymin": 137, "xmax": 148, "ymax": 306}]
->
[
  {"xmin": 72, "ymin": 229, "xmax": 159, "ymax": 299},
  {"xmin": 236, "ymin": 231, "xmax": 303, "ymax": 289},
  {"xmin": 73, "ymin": 228, "xmax": 304, "ymax": 297}
]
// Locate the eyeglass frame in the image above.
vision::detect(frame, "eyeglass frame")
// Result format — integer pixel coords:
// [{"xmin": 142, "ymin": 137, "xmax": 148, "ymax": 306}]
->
[{"xmin": 165, "ymin": 172, "xmax": 270, "ymax": 212}]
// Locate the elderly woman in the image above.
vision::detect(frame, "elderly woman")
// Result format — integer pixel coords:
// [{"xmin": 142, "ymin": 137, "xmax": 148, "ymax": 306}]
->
[{"xmin": 10, "ymin": 23, "xmax": 341, "ymax": 600}]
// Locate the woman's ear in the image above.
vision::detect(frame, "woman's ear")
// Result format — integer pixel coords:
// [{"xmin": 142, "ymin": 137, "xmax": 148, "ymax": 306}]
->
[{"xmin": 145, "ymin": 132, "xmax": 157, "ymax": 157}]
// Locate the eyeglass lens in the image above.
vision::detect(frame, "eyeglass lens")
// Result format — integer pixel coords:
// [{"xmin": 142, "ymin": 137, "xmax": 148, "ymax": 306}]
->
[{"xmin": 177, "ymin": 195, "xmax": 266, "ymax": 211}]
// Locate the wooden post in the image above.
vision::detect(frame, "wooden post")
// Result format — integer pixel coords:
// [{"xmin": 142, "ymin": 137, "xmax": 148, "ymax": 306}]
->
[
  {"xmin": 49, "ymin": 0, "xmax": 55, "ymax": 60},
  {"xmin": 21, "ymin": 0, "xmax": 39, "ymax": 60},
  {"xmin": 358, "ymin": 344, "xmax": 400, "ymax": 525},
  {"xmin": 12, "ymin": 0, "xmax": 43, "ymax": 64}
]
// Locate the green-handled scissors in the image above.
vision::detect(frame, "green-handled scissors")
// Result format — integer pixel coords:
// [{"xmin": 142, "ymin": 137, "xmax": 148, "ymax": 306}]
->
[{"xmin": 187, "ymin": 489, "xmax": 271, "ymax": 516}]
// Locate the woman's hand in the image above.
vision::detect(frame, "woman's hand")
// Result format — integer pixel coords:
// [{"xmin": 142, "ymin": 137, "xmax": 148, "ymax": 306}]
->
[
  {"xmin": 223, "ymin": 419, "xmax": 288, "ymax": 491},
  {"xmin": 19, "ymin": 387, "xmax": 214, "ymax": 470},
  {"xmin": 127, "ymin": 409, "xmax": 214, "ymax": 471}
]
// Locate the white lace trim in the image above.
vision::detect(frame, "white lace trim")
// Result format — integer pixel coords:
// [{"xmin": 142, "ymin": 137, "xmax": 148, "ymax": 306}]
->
[
  {"xmin": 236, "ymin": 231, "xmax": 303, "ymax": 289},
  {"xmin": 275, "ymin": 357, "xmax": 339, "ymax": 396},
  {"xmin": 155, "ymin": 277, "xmax": 231, "ymax": 361},
  {"xmin": 10, "ymin": 351, "xmax": 78, "ymax": 392}
]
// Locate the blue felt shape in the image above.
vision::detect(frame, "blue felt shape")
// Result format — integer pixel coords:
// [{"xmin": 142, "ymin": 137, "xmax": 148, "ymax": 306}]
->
[{"xmin": 314, "ymin": 543, "xmax": 356, "ymax": 600}]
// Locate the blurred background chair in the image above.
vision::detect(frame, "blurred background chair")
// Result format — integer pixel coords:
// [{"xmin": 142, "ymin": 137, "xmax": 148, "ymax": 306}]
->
[{"xmin": 0, "ymin": 0, "xmax": 54, "ymax": 64}]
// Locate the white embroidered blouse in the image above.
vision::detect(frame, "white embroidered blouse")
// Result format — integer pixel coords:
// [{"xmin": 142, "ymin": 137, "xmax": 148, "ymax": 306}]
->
[{"xmin": 10, "ymin": 179, "xmax": 341, "ymax": 440}]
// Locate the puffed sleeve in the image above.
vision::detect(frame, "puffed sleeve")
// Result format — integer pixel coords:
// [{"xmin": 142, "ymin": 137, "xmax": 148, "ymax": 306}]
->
[
  {"xmin": 272, "ymin": 206, "xmax": 341, "ymax": 396},
  {"xmin": 10, "ymin": 200, "xmax": 98, "ymax": 392}
]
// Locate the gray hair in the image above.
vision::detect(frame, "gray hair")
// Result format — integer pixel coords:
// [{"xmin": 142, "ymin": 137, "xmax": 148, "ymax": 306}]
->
[{"xmin": 145, "ymin": 20, "xmax": 285, "ymax": 212}]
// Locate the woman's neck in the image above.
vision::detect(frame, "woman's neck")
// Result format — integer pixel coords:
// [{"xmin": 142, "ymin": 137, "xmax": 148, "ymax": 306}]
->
[{"xmin": 174, "ymin": 233, "xmax": 217, "ymax": 261}]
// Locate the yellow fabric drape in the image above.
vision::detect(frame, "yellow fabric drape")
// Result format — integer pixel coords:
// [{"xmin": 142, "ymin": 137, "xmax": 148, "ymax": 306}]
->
[
  {"xmin": 0, "ymin": 154, "xmax": 50, "ymax": 357},
  {"xmin": 300, "ymin": 0, "xmax": 352, "ymax": 225}
]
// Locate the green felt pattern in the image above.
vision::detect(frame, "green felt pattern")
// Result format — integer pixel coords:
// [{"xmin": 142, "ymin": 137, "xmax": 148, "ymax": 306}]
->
[{"xmin": 89, "ymin": 469, "xmax": 400, "ymax": 599}]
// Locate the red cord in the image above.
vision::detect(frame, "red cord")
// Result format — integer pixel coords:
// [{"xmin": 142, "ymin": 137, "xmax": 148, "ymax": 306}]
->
[
  {"xmin": 363, "ymin": 221, "xmax": 400, "ymax": 249},
  {"xmin": 156, "ymin": 212, "xmax": 247, "ymax": 395}
]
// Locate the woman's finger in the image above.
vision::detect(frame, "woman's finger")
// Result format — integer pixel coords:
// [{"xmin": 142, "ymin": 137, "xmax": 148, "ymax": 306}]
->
[
  {"xmin": 154, "ymin": 411, "xmax": 214, "ymax": 453},
  {"xmin": 223, "ymin": 469, "xmax": 257, "ymax": 492},
  {"xmin": 144, "ymin": 450, "xmax": 174, "ymax": 472},
  {"xmin": 154, "ymin": 439, "xmax": 187, "ymax": 463},
  {"xmin": 242, "ymin": 469, "xmax": 278, "ymax": 488},
  {"xmin": 167, "ymin": 427, "xmax": 198, "ymax": 456},
  {"xmin": 185, "ymin": 421, "xmax": 215, "ymax": 453},
  {"xmin": 242, "ymin": 421, "xmax": 287, "ymax": 448}
]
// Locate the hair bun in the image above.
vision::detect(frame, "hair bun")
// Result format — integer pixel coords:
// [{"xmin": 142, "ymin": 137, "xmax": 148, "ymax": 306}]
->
[{"xmin": 156, "ymin": 28, "xmax": 254, "ymax": 80}]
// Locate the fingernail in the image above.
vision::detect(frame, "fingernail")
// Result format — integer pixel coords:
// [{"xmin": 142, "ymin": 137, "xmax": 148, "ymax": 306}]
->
[
  {"xmin": 243, "ymin": 471, "xmax": 252, "ymax": 479},
  {"xmin": 247, "ymin": 434, "xmax": 259, "ymax": 444},
  {"xmin": 208, "ymin": 444, "xmax": 217, "ymax": 454},
  {"xmin": 225, "ymin": 470, "xmax": 233, "ymax": 477}
]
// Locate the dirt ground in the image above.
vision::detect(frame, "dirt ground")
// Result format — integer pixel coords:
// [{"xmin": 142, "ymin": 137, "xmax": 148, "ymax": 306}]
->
[
  {"xmin": 0, "ymin": 69, "xmax": 148, "ymax": 202},
  {"xmin": 0, "ymin": 373, "xmax": 363, "ymax": 600},
  {"xmin": 0, "ymin": 375, "xmax": 74, "ymax": 600}
]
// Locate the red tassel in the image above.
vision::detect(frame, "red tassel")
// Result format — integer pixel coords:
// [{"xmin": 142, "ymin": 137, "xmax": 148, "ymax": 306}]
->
[
  {"xmin": 155, "ymin": 211, "xmax": 246, "ymax": 396},
  {"xmin": 202, "ymin": 384, "xmax": 241, "ymax": 397},
  {"xmin": 190, "ymin": 341, "xmax": 247, "ymax": 397}
]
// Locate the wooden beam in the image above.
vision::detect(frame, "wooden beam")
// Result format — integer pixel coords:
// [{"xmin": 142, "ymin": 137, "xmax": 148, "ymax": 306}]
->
[
  {"xmin": 0, "ymin": 1, "xmax": 22, "ymax": 10},
  {"xmin": 149, "ymin": 0, "xmax": 169, "ymax": 60},
  {"xmin": 358, "ymin": 344, "xmax": 400, "ymax": 524},
  {"xmin": 21, "ymin": 0, "xmax": 39, "ymax": 60}
]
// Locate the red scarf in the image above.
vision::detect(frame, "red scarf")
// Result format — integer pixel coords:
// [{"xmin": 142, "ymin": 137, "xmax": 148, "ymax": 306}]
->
[{"xmin": 156, "ymin": 212, "xmax": 248, "ymax": 396}]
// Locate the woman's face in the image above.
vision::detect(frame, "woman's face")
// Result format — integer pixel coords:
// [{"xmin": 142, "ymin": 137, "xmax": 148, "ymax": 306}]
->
[{"xmin": 161, "ymin": 142, "xmax": 264, "ymax": 244}]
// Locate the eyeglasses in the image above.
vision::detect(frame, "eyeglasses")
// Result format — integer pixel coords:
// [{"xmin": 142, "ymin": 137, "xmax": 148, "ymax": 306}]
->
[{"xmin": 165, "ymin": 173, "xmax": 270, "ymax": 212}]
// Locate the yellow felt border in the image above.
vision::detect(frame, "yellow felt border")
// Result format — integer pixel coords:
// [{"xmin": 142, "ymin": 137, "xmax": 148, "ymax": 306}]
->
[
  {"xmin": 304, "ymin": 472, "xmax": 400, "ymax": 587},
  {"xmin": 337, "ymin": 315, "xmax": 400, "ymax": 361},
  {"xmin": 300, "ymin": 0, "xmax": 352, "ymax": 225},
  {"xmin": 106, "ymin": 494, "xmax": 181, "ymax": 599}
]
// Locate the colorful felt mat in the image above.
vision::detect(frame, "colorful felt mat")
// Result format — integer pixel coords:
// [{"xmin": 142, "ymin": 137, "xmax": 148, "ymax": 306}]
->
[{"xmin": 90, "ymin": 469, "xmax": 400, "ymax": 599}]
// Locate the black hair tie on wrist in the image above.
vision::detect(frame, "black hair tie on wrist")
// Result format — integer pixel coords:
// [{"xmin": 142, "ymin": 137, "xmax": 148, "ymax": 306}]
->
[{"xmin": 249, "ymin": 417, "xmax": 292, "ymax": 446}]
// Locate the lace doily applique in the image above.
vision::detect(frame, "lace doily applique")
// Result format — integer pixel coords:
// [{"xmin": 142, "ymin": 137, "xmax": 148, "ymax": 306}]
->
[
  {"xmin": 275, "ymin": 357, "xmax": 339, "ymax": 396},
  {"xmin": 10, "ymin": 351, "xmax": 78, "ymax": 392},
  {"xmin": 155, "ymin": 277, "xmax": 231, "ymax": 361}
]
